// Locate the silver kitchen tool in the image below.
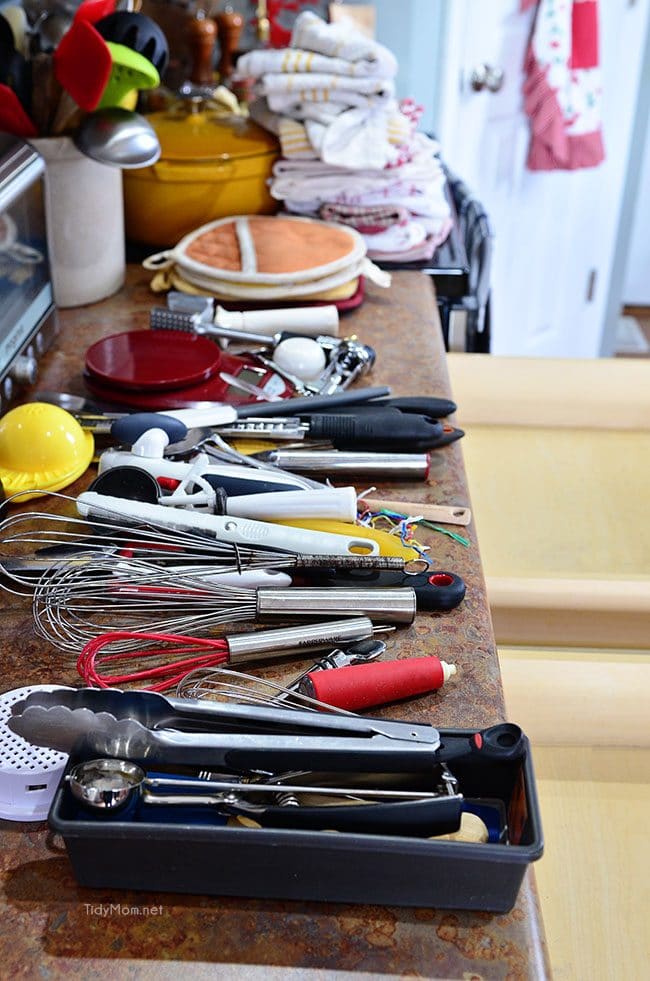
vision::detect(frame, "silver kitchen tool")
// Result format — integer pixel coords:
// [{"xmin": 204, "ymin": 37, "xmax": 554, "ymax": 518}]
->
[
  {"xmin": 0, "ymin": 494, "xmax": 408, "ymax": 596},
  {"xmin": 74, "ymin": 108, "xmax": 161, "ymax": 169},
  {"xmin": 31, "ymin": 557, "xmax": 417, "ymax": 651},
  {"xmin": 78, "ymin": 618, "xmax": 381, "ymax": 676},
  {"xmin": 9, "ymin": 695, "xmax": 441, "ymax": 772},
  {"xmin": 11, "ymin": 685, "xmax": 355, "ymax": 731},
  {"xmin": 150, "ymin": 307, "xmax": 335, "ymax": 350},
  {"xmin": 65, "ymin": 757, "xmax": 463, "ymax": 836},
  {"xmin": 33, "ymin": 392, "xmax": 125, "ymax": 417},
  {"xmin": 163, "ymin": 430, "xmax": 325, "ymax": 490},
  {"xmin": 177, "ymin": 640, "xmax": 386, "ymax": 709},
  {"xmin": 75, "ymin": 492, "xmax": 379, "ymax": 557},
  {"xmin": 150, "ymin": 308, "xmax": 368, "ymax": 394},
  {"xmin": 253, "ymin": 448, "xmax": 437, "ymax": 479},
  {"xmin": 75, "ymin": 621, "xmax": 388, "ymax": 691},
  {"xmin": 200, "ymin": 417, "xmax": 312, "ymax": 442},
  {"xmin": 163, "ymin": 292, "xmax": 340, "ymax": 338},
  {"xmin": 67, "ymin": 758, "xmax": 439, "ymax": 811}
]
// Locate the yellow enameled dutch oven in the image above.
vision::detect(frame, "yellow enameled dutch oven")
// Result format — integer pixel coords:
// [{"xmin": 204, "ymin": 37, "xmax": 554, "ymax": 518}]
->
[{"xmin": 123, "ymin": 104, "xmax": 280, "ymax": 247}]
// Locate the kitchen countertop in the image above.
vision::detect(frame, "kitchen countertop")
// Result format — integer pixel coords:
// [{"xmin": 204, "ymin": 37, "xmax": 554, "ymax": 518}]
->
[{"xmin": 0, "ymin": 268, "xmax": 550, "ymax": 980}]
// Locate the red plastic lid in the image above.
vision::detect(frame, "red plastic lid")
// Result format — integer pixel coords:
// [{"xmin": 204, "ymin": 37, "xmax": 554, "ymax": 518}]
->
[{"xmin": 85, "ymin": 331, "xmax": 223, "ymax": 391}]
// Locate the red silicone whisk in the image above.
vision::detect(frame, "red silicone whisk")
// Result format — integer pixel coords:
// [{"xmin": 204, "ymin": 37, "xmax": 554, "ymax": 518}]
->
[
  {"xmin": 77, "ymin": 631, "xmax": 230, "ymax": 692},
  {"xmin": 76, "ymin": 618, "xmax": 376, "ymax": 693}
]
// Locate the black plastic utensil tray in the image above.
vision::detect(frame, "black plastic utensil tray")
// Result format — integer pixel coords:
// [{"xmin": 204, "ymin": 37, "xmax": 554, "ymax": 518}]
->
[{"xmin": 48, "ymin": 728, "xmax": 543, "ymax": 912}]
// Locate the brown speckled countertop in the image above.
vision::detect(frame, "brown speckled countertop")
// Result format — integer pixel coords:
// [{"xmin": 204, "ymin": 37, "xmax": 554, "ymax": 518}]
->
[{"xmin": 0, "ymin": 269, "xmax": 549, "ymax": 979}]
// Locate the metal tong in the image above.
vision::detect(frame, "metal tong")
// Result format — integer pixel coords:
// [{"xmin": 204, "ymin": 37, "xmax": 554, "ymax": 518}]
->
[
  {"xmin": 9, "ymin": 687, "xmax": 441, "ymax": 773},
  {"xmin": 10, "ymin": 688, "xmax": 525, "ymax": 775}
]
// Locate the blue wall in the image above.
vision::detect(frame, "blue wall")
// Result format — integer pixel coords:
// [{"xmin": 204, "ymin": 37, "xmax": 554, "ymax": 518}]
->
[{"xmin": 345, "ymin": 0, "xmax": 447, "ymax": 133}]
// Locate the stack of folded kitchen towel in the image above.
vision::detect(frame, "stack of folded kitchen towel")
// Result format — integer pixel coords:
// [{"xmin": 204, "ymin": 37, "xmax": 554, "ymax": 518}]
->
[{"xmin": 235, "ymin": 11, "xmax": 452, "ymax": 263}]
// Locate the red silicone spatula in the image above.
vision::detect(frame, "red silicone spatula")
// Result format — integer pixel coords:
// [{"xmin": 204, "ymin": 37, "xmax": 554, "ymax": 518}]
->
[
  {"xmin": 74, "ymin": 0, "xmax": 117, "ymax": 25},
  {"xmin": 0, "ymin": 83, "xmax": 36, "ymax": 137},
  {"xmin": 53, "ymin": 19, "xmax": 112, "ymax": 111}
]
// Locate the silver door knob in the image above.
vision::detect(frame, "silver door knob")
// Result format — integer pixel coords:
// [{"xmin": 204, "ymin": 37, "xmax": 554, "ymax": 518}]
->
[{"xmin": 470, "ymin": 64, "xmax": 505, "ymax": 93}]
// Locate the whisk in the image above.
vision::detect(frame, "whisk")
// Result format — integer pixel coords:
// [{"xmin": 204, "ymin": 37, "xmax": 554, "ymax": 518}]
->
[
  {"xmin": 0, "ymin": 492, "xmax": 410, "ymax": 596},
  {"xmin": 33, "ymin": 555, "xmax": 418, "ymax": 652},
  {"xmin": 176, "ymin": 652, "xmax": 457, "ymax": 713},
  {"xmin": 75, "ymin": 618, "xmax": 380, "ymax": 692},
  {"xmin": 177, "ymin": 665, "xmax": 351, "ymax": 713}
]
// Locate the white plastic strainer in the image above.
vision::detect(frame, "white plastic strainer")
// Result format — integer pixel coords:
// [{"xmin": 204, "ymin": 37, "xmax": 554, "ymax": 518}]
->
[{"xmin": 0, "ymin": 685, "xmax": 70, "ymax": 821}]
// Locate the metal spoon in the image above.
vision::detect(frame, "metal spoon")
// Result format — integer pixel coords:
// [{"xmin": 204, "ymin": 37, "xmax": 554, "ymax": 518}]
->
[
  {"xmin": 74, "ymin": 107, "xmax": 161, "ymax": 169},
  {"xmin": 67, "ymin": 758, "xmax": 443, "ymax": 812}
]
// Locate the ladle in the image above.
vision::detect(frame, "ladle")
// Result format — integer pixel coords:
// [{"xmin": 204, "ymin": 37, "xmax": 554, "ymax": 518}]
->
[{"xmin": 74, "ymin": 106, "xmax": 160, "ymax": 168}]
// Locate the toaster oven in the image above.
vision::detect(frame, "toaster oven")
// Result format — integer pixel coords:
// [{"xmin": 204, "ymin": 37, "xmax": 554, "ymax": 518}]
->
[{"xmin": 0, "ymin": 133, "xmax": 58, "ymax": 412}]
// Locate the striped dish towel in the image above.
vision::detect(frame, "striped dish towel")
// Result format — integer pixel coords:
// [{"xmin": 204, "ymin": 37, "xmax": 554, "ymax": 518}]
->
[{"xmin": 522, "ymin": 0, "xmax": 605, "ymax": 170}]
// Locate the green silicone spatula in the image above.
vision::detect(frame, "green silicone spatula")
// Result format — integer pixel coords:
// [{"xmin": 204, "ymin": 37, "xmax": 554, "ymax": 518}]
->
[{"xmin": 98, "ymin": 42, "xmax": 160, "ymax": 109}]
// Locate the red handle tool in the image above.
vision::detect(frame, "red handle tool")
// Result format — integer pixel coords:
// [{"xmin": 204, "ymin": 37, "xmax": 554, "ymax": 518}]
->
[{"xmin": 302, "ymin": 657, "xmax": 456, "ymax": 712}]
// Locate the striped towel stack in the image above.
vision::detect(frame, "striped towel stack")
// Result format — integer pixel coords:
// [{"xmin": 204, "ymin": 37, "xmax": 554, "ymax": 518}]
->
[{"xmin": 235, "ymin": 11, "xmax": 451, "ymax": 261}]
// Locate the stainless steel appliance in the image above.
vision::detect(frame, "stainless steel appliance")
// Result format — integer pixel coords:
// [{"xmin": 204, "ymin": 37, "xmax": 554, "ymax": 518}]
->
[{"xmin": 0, "ymin": 134, "xmax": 58, "ymax": 411}]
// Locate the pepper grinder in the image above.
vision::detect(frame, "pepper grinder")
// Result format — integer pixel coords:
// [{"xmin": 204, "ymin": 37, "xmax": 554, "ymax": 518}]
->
[
  {"xmin": 187, "ymin": 9, "xmax": 218, "ymax": 86},
  {"xmin": 255, "ymin": 0, "xmax": 270, "ymax": 46},
  {"xmin": 215, "ymin": 6, "xmax": 244, "ymax": 83}
]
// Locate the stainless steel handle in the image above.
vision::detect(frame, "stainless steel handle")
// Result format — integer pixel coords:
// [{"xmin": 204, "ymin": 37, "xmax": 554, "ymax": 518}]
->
[
  {"xmin": 267, "ymin": 450, "xmax": 432, "ymax": 478},
  {"xmin": 470, "ymin": 64, "xmax": 505, "ymax": 93},
  {"xmin": 256, "ymin": 588, "xmax": 416, "ymax": 624},
  {"xmin": 226, "ymin": 617, "xmax": 375, "ymax": 662}
]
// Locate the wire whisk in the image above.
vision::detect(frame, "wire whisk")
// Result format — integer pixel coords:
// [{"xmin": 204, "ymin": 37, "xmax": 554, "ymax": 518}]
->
[
  {"xmin": 0, "ymin": 491, "xmax": 409, "ymax": 596},
  {"xmin": 177, "ymin": 665, "xmax": 336, "ymax": 713},
  {"xmin": 32, "ymin": 554, "xmax": 416, "ymax": 652},
  {"xmin": 34, "ymin": 556, "xmax": 258, "ymax": 651}
]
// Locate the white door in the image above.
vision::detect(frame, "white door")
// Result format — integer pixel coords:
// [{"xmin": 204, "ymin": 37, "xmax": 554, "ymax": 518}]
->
[
  {"xmin": 436, "ymin": 0, "xmax": 650, "ymax": 357},
  {"xmin": 623, "ymin": 118, "xmax": 650, "ymax": 306}
]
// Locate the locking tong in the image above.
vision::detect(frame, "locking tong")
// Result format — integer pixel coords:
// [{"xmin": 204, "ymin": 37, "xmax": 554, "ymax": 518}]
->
[{"xmin": 10, "ymin": 688, "xmax": 525, "ymax": 775}]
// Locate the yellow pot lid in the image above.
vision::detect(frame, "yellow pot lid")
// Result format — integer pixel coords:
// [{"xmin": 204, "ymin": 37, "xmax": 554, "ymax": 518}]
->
[
  {"xmin": 147, "ymin": 110, "xmax": 279, "ymax": 163},
  {"xmin": 0, "ymin": 403, "xmax": 94, "ymax": 502}
]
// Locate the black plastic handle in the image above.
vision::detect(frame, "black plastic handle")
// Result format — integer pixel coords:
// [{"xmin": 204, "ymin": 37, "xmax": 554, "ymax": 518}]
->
[
  {"xmin": 314, "ymin": 396, "xmax": 457, "ymax": 419},
  {"xmin": 428, "ymin": 425, "xmax": 465, "ymax": 449},
  {"xmin": 409, "ymin": 571, "xmax": 467, "ymax": 611},
  {"xmin": 436, "ymin": 724, "xmax": 526, "ymax": 766},
  {"xmin": 203, "ymin": 473, "xmax": 307, "ymax": 497},
  {"xmin": 306, "ymin": 568, "xmax": 466, "ymax": 612},
  {"xmin": 249, "ymin": 796, "xmax": 462, "ymax": 836},
  {"xmin": 87, "ymin": 466, "xmax": 160, "ymax": 503},
  {"xmin": 307, "ymin": 409, "xmax": 445, "ymax": 452},
  {"xmin": 373, "ymin": 397, "xmax": 458, "ymax": 418},
  {"xmin": 94, "ymin": 11, "xmax": 170, "ymax": 75},
  {"xmin": 111, "ymin": 413, "xmax": 188, "ymax": 446},
  {"xmin": 236, "ymin": 386, "xmax": 391, "ymax": 419}
]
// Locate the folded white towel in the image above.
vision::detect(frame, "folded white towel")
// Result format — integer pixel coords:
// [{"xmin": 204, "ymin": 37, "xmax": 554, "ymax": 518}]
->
[
  {"xmin": 285, "ymin": 181, "xmax": 450, "ymax": 216},
  {"xmin": 274, "ymin": 160, "xmax": 450, "ymax": 224},
  {"xmin": 319, "ymin": 106, "xmax": 395, "ymax": 170},
  {"xmin": 291, "ymin": 11, "xmax": 398, "ymax": 75},
  {"xmin": 280, "ymin": 117, "xmax": 319, "ymax": 159},
  {"xmin": 362, "ymin": 221, "xmax": 428, "ymax": 253},
  {"xmin": 235, "ymin": 47, "xmax": 396, "ymax": 80},
  {"xmin": 271, "ymin": 138, "xmax": 447, "ymax": 203},
  {"xmin": 272, "ymin": 133, "xmax": 442, "ymax": 176},
  {"xmin": 304, "ymin": 118, "xmax": 326, "ymax": 155},
  {"xmin": 260, "ymin": 72, "xmax": 395, "ymax": 97},
  {"xmin": 249, "ymin": 97, "xmax": 401, "ymax": 169},
  {"xmin": 267, "ymin": 88, "xmax": 393, "ymax": 113}
]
